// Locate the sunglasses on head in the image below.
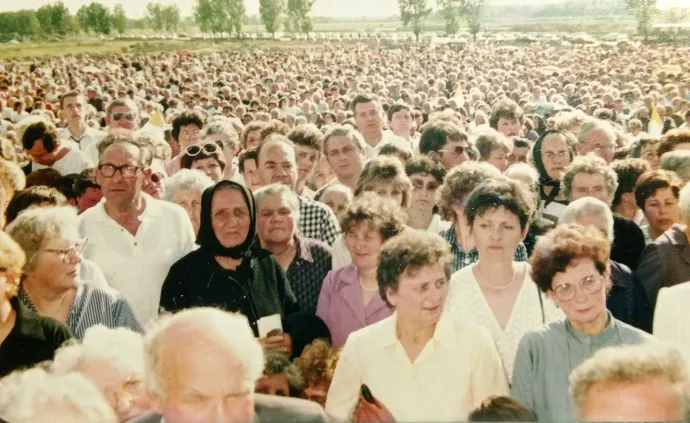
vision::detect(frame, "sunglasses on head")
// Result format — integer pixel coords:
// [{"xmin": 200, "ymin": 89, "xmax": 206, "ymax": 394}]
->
[
  {"xmin": 185, "ymin": 143, "xmax": 219, "ymax": 157},
  {"xmin": 112, "ymin": 112, "xmax": 135, "ymax": 121}
]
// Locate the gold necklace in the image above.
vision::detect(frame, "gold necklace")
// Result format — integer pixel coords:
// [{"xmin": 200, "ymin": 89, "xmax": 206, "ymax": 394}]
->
[{"xmin": 475, "ymin": 263, "xmax": 520, "ymax": 291}]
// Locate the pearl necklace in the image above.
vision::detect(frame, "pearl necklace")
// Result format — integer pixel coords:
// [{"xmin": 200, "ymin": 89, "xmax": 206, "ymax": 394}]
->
[
  {"xmin": 359, "ymin": 278, "xmax": 379, "ymax": 292},
  {"xmin": 475, "ymin": 263, "xmax": 520, "ymax": 291}
]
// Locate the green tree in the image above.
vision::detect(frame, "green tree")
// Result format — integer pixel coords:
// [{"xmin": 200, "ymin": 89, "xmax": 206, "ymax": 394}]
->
[
  {"xmin": 35, "ymin": 2, "xmax": 74, "ymax": 36},
  {"xmin": 194, "ymin": 0, "xmax": 216, "ymax": 36},
  {"xmin": 226, "ymin": 0, "xmax": 246, "ymax": 37},
  {"xmin": 112, "ymin": 3, "xmax": 127, "ymax": 35},
  {"xmin": 624, "ymin": 0, "xmax": 658, "ymax": 42},
  {"xmin": 286, "ymin": 0, "xmax": 314, "ymax": 36},
  {"xmin": 398, "ymin": 0, "xmax": 432, "ymax": 42},
  {"xmin": 259, "ymin": 0, "xmax": 283, "ymax": 37},
  {"xmin": 146, "ymin": 3, "xmax": 165, "ymax": 32},
  {"xmin": 83, "ymin": 2, "xmax": 112, "ymax": 35},
  {"xmin": 464, "ymin": 0, "xmax": 483, "ymax": 40},
  {"xmin": 162, "ymin": 5, "xmax": 181, "ymax": 32},
  {"xmin": 0, "ymin": 10, "xmax": 42, "ymax": 39},
  {"xmin": 438, "ymin": 0, "xmax": 460, "ymax": 35},
  {"xmin": 76, "ymin": 5, "xmax": 91, "ymax": 33}
]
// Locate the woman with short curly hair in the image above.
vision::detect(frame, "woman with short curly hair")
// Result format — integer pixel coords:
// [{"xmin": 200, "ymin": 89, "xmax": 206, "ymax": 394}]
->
[{"xmin": 511, "ymin": 224, "xmax": 652, "ymax": 422}]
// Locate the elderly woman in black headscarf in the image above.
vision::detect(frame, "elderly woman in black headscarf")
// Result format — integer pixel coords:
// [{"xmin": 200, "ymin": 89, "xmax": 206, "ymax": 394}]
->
[
  {"xmin": 532, "ymin": 130, "xmax": 574, "ymax": 223},
  {"xmin": 159, "ymin": 180, "xmax": 329, "ymax": 357}
]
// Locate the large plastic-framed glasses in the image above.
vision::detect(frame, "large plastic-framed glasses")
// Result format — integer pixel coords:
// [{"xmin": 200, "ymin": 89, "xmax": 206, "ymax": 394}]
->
[
  {"xmin": 98, "ymin": 164, "xmax": 141, "ymax": 179},
  {"xmin": 185, "ymin": 143, "xmax": 219, "ymax": 157},
  {"xmin": 552, "ymin": 274, "xmax": 604, "ymax": 302},
  {"xmin": 43, "ymin": 238, "xmax": 87, "ymax": 263}
]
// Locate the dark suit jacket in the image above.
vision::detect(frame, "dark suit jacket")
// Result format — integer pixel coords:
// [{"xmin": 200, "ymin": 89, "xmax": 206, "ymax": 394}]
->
[
  {"xmin": 611, "ymin": 214, "xmax": 645, "ymax": 270},
  {"xmin": 637, "ymin": 224, "xmax": 690, "ymax": 310},
  {"xmin": 127, "ymin": 394, "xmax": 329, "ymax": 423}
]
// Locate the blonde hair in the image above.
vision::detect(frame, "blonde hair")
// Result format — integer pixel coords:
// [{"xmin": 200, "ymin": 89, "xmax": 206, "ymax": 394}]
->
[
  {"xmin": 570, "ymin": 343, "xmax": 690, "ymax": 421},
  {"xmin": 0, "ymin": 231, "xmax": 25, "ymax": 298}
]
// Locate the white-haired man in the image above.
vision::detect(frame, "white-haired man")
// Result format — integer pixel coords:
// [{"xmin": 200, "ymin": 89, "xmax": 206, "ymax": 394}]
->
[
  {"xmin": 130, "ymin": 308, "xmax": 328, "ymax": 423},
  {"xmin": 577, "ymin": 118, "xmax": 617, "ymax": 164},
  {"xmin": 570, "ymin": 343, "xmax": 690, "ymax": 422}
]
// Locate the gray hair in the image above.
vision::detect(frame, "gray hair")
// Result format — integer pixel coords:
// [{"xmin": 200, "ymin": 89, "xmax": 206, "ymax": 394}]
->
[
  {"xmin": 97, "ymin": 131, "xmax": 153, "ymax": 168},
  {"xmin": 559, "ymin": 197, "xmax": 615, "ymax": 243},
  {"xmin": 504, "ymin": 163, "xmax": 540, "ymax": 185},
  {"xmin": 570, "ymin": 343, "xmax": 690, "ymax": 421},
  {"xmin": 254, "ymin": 183, "xmax": 300, "ymax": 217},
  {"xmin": 561, "ymin": 155, "xmax": 619, "ymax": 204},
  {"xmin": 106, "ymin": 98, "xmax": 139, "ymax": 117},
  {"xmin": 661, "ymin": 150, "xmax": 690, "ymax": 183},
  {"xmin": 322, "ymin": 125, "xmax": 367, "ymax": 155},
  {"xmin": 202, "ymin": 119, "xmax": 240, "ymax": 151},
  {"xmin": 162, "ymin": 169, "xmax": 214, "ymax": 202},
  {"xmin": 6, "ymin": 206, "xmax": 80, "ymax": 271},
  {"xmin": 52, "ymin": 324, "xmax": 145, "ymax": 377},
  {"xmin": 143, "ymin": 308, "xmax": 264, "ymax": 398},
  {"xmin": 0, "ymin": 368, "xmax": 117, "ymax": 423},
  {"xmin": 318, "ymin": 183, "xmax": 354, "ymax": 203},
  {"xmin": 577, "ymin": 118, "xmax": 616, "ymax": 145}
]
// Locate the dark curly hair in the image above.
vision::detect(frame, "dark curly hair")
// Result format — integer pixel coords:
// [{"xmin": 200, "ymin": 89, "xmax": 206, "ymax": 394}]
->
[
  {"xmin": 340, "ymin": 192, "xmax": 406, "ymax": 243},
  {"xmin": 530, "ymin": 224, "xmax": 610, "ymax": 293},
  {"xmin": 659, "ymin": 129, "xmax": 690, "ymax": 158},
  {"xmin": 610, "ymin": 158, "xmax": 651, "ymax": 206},
  {"xmin": 464, "ymin": 176, "xmax": 536, "ymax": 231}
]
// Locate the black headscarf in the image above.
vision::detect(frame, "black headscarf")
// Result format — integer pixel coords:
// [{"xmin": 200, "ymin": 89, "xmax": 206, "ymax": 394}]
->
[
  {"xmin": 532, "ymin": 129, "xmax": 573, "ymax": 207},
  {"xmin": 197, "ymin": 180, "xmax": 256, "ymax": 259}
]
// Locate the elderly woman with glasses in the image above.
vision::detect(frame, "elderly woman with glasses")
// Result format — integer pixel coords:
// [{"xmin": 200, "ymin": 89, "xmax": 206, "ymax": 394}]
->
[
  {"xmin": 7, "ymin": 206, "xmax": 142, "ymax": 340},
  {"xmin": 511, "ymin": 224, "xmax": 652, "ymax": 423},
  {"xmin": 180, "ymin": 142, "xmax": 226, "ymax": 183},
  {"xmin": 0, "ymin": 231, "xmax": 73, "ymax": 377}
]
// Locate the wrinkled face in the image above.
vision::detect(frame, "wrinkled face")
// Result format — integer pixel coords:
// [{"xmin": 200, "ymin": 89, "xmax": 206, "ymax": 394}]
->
[
  {"xmin": 62, "ymin": 95, "xmax": 85, "ymax": 124},
  {"xmin": 29, "ymin": 235, "xmax": 82, "ymax": 292},
  {"xmin": 241, "ymin": 159, "xmax": 262, "ymax": 192},
  {"xmin": 345, "ymin": 221, "xmax": 383, "ymax": 271},
  {"xmin": 191, "ymin": 158, "xmax": 223, "ymax": 183},
  {"xmin": 385, "ymin": 264, "xmax": 448, "ymax": 328},
  {"xmin": 354, "ymin": 102, "xmax": 382, "ymax": 134},
  {"xmin": 409, "ymin": 173, "xmax": 440, "ymax": 212},
  {"xmin": 644, "ymin": 187, "xmax": 679, "ymax": 237},
  {"xmin": 172, "ymin": 188, "xmax": 203, "ymax": 236},
  {"xmin": 549, "ymin": 258, "xmax": 608, "ymax": 329},
  {"xmin": 325, "ymin": 136, "xmax": 364, "ymax": 180},
  {"xmin": 257, "ymin": 194, "xmax": 297, "ymax": 245},
  {"xmin": 178, "ymin": 124, "xmax": 202, "ymax": 151},
  {"xmin": 580, "ymin": 129, "xmax": 615, "ymax": 164},
  {"xmin": 570, "ymin": 172, "xmax": 610, "ymax": 204},
  {"xmin": 508, "ymin": 146, "xmax": 530, "ymax": 166},
  {"xmin": 77, "ymin": 187, "xmax": 103, "ymax": 213},
  {"xmin": 143, "ymin": 172, "xmax": 166, "ymax": 199},
  {"xmin": 295, "ymin": 145, "xmax": 319, "ymax": 184},
  {"xmin": 389, "ymin": 109, "xmax": 413, "ymax": 137},
  {"xmin": 471, "ymin": 206, "xmax": 526, "ymax": 262},
  {"xmin": 27, "ymin": 138, "xmax": 60, "ymax": 166},
  {"xmin": 96, "ymin": 143, "xmax": 146, "ymax": 209},
  {"xmin": 258, "ymin": 143, "xmax": 297, "ymax": 190},
  {"xmin": 579, "ymin": 379, "xmax": 683, "ymax": 422},
  {"xmin": 76, "ymin": 359, "xmax": 150, "ymax": 422},
  {"xmin": 497, "ymin": 118, "xmax": 521, "ymax": 137},
  {"xmin": 158, "ymin": 341, "xmax": 254, "ymax": 423},
  {"xmin": 486, "ymin": 148, "xmax": 509, "ymax": 173},
  {"xmin": 107, "ymin": 105, "xmax": 137, "ymax": 131},
  {"xmin": 255, "ymin": 373, "xmax": 290, "ymax": 397},
  {"xmin": 438, "ymin": 139, "xmax": 470, "ymax": 169},
  {"xmin": 320, "ymin": 190, "xmax": 351, "ymax": 222},
  {"xmin": 541, "ymin": 134, "xmax": 571, "ymax": 181},
  {"xmin": 211, "ymin": 188, "xmax": 251, "ymax": 249}
]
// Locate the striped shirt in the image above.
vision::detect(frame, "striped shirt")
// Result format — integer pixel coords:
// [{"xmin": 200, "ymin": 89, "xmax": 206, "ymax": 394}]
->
[
  {"xmin": 19, "ymin": 281, "xmax": 143, "ymax": 340},
  {"xmin": 439, "ymin": 227, "xmax": 529, "ymax": 274}
]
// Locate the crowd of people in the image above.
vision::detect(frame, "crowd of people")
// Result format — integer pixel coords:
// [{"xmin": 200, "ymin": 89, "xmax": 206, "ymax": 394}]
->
[{"xmin": 1, "ymin": 39, "xmax": 690, "ymax": 422}]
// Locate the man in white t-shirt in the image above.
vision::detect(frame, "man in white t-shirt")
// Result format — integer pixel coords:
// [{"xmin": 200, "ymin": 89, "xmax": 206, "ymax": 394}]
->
[
  {"xmin": 59, "ymin": 90, "xmax": 105, "ymax": 152},
  {"xmin": 20, "ymin": 117, "xmax": 94, "ymax": 176},
  {"xmin": 351, "ymin": 95, "xmax": 407, "ymax": 158}
]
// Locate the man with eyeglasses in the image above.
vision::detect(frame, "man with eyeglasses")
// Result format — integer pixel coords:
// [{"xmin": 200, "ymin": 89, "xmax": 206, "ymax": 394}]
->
[
  {"xmin": 79, "ymin": 133, "xmax": 195, "ymax": 325},
  {"xmin": 577, "ymin": 119, "xmax": 617, "ymax": 164},
  {"xmin": 419, "ymin": 120, "xmax": 471, "ymax": 170},
  {"xmin": 83, "ymin": 99, "xmax": 140, "ymax": 163}
]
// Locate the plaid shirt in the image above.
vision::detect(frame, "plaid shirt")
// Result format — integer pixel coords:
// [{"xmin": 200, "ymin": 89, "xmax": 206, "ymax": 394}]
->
[
  {"xmin": 286, "ymin": 236, "xmax": 333, "ymax": 314},
  {"xmin": 439, "ymin": 227, "xmax": 529, "ymax": 273},
  {"xmin": 298, "ymin": 196, "xmax": 341, "ymax": 246}
]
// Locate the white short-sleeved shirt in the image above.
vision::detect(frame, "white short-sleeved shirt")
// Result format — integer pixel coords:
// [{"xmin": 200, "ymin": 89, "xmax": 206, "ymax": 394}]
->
[
  {"xmin": 60, "ymin": 127, "xmax": 105, "ymax": 153},
  {"xmin": 32, "ymin": 147, "xmax": 94, "ymax": 176},
  {"xmin": 79, "ymin": 194, "xmax": 195, "ymax": 324},
  {"xmin": 325, "ymin": 311, "xmax": 509, "ymax": 422},
  {"xmin": 447, "ymin": 263, "xmax": 564, "ymax": 377}
]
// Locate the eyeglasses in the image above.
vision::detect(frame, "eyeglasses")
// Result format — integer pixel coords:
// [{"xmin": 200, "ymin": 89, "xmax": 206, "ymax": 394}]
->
[
  {"xmin": 542, "ymin": 150, "xmax": 569, "ymax": 161},
  {"xmin": 98, "ymin": 163, "xmax": 141, "ymax": 179},
  {"xmin": 552, "ymin": 274, "xmax": 604, "ymax": 302},
  {"xmin": 111, "ymin": 112, "xmax": 135, "ymax": 122},
  {"xmin": 43, "ymin": 239, "xmax": 87, "ymax": 263},
  {"xmin": 150, "ymin": 172, "xmax": 165, "ymax": 183},
  {"xmin": 439, "ymin": 146, "xmax": 466, "ymax": 156},
  {"xmin": 185, "ymin": 143, "xmax": 219, "ymax": 157}
]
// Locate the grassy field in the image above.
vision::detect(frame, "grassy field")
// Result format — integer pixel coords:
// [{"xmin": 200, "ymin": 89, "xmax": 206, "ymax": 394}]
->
[{"xmin": 0, "ymin": 17, "xmax": 639, "ymax": 61}]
